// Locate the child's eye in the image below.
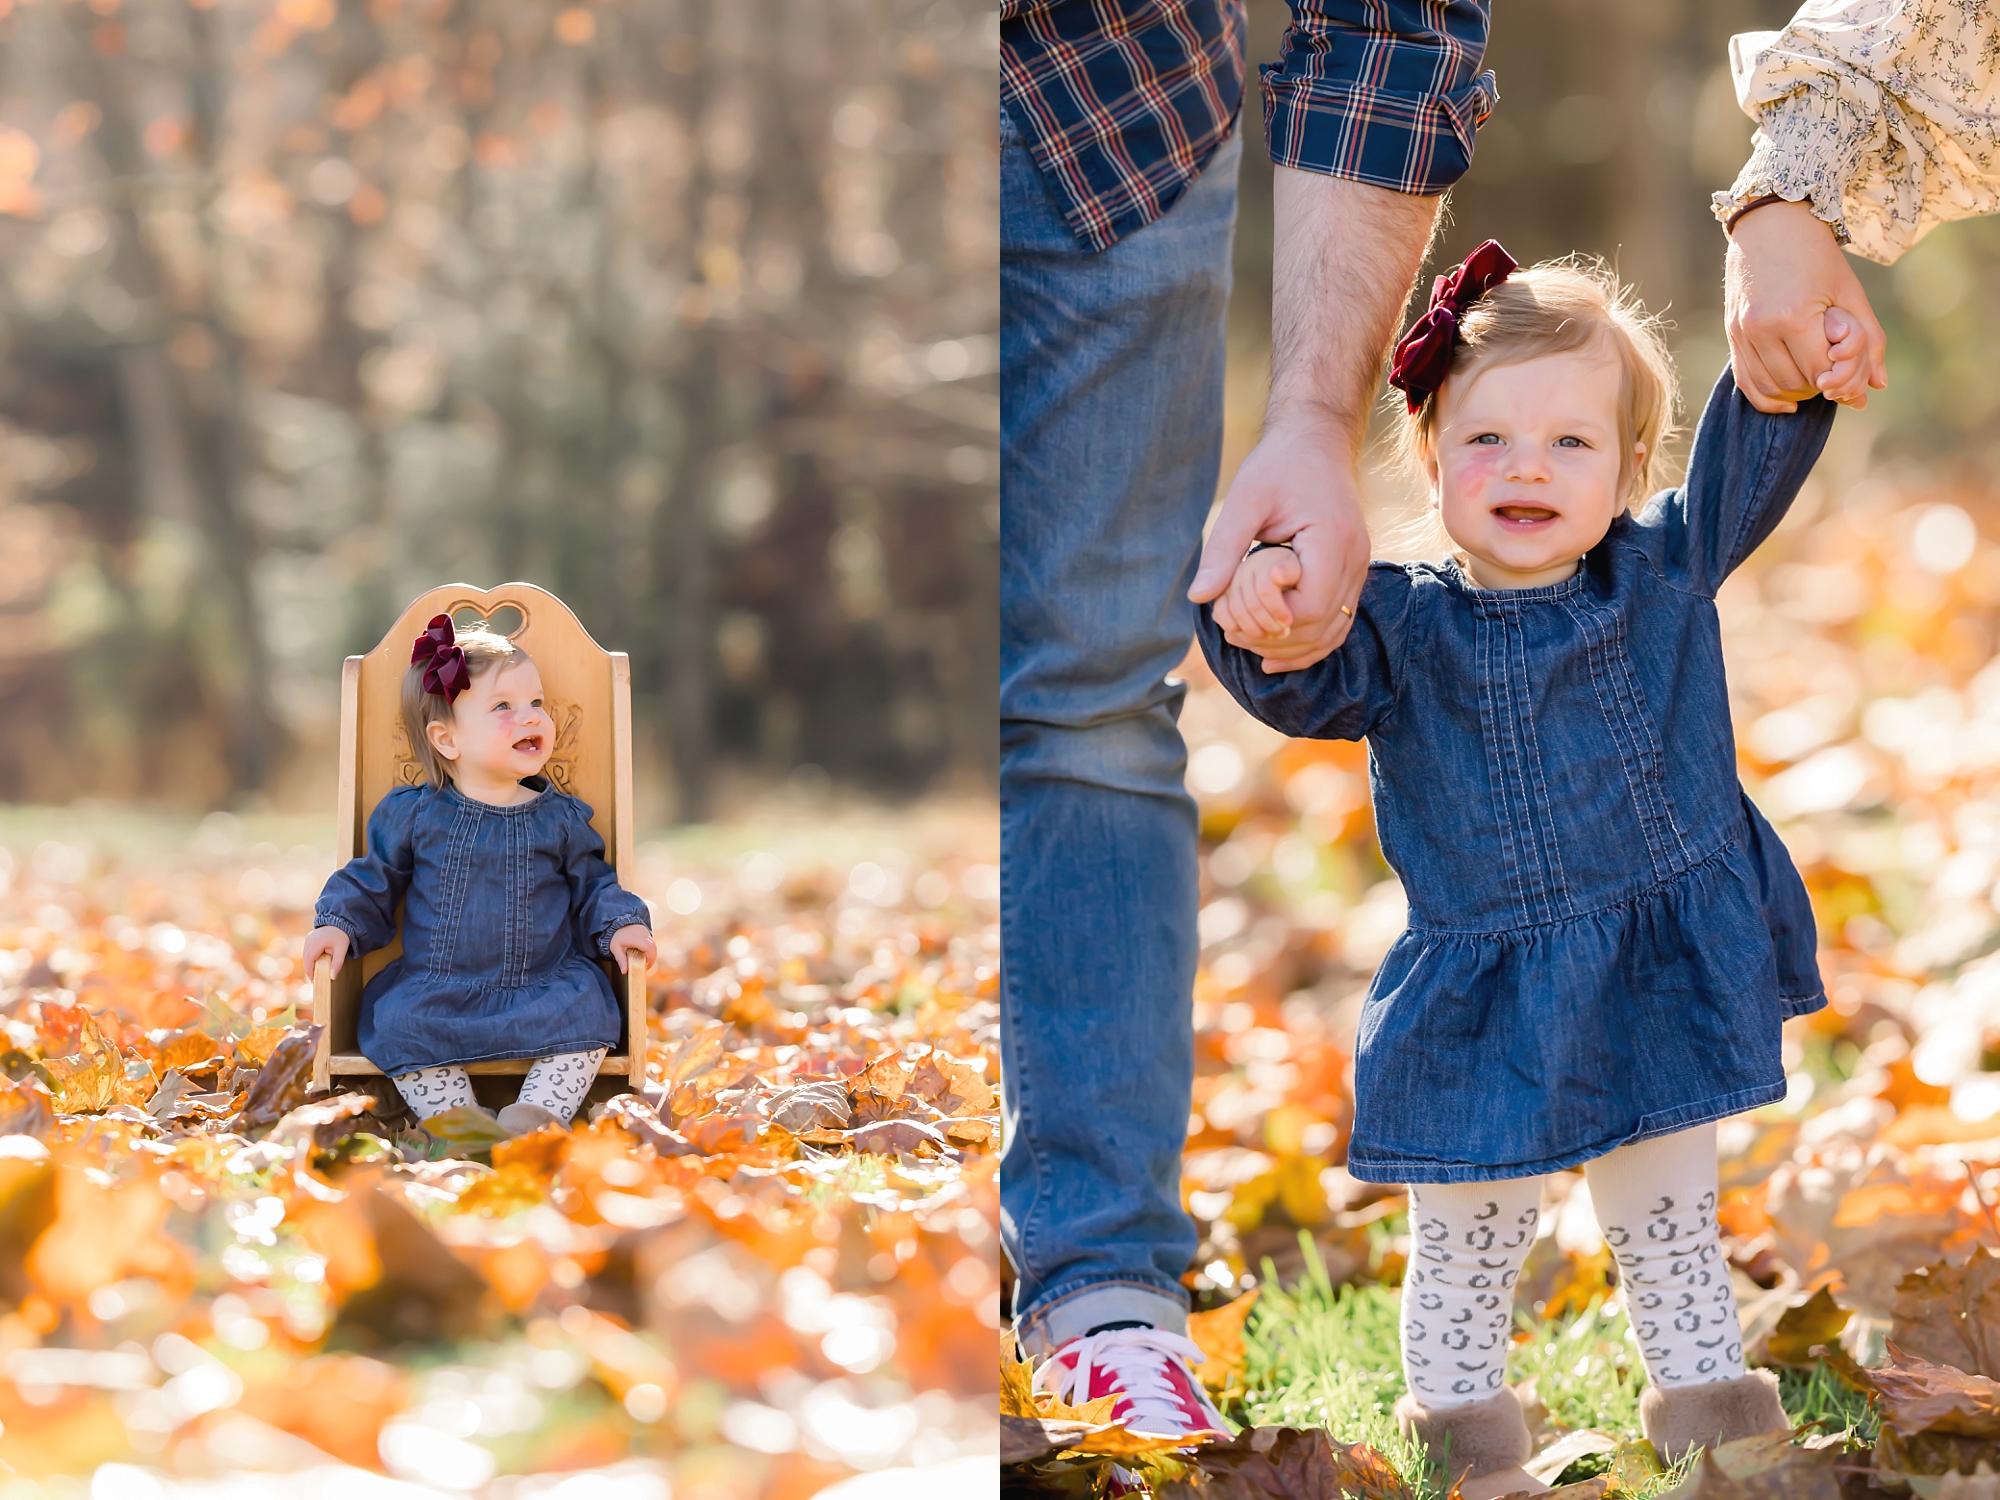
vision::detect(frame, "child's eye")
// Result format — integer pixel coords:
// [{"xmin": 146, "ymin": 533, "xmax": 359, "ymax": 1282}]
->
[
  {"xmin": 1556, "ymin": 436, "xmax": 1588, "ymax": 448},
  {"xmin": 1471, "ymin": 433, "xmax": 1503, "ymax": 445}
]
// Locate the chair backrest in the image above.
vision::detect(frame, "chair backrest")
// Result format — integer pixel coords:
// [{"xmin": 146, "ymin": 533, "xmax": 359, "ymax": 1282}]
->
[{"xmin": 318, "ymin": 582, "xmax": 639, "ymax": 1074}]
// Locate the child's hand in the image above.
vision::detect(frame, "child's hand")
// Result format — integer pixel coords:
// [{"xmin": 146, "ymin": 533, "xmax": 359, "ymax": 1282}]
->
[
  {"xmin": 1817, "ymin": 307, "xmax": 1884, "ymax": 408},
  {"xmin": 1212, "ymin": 545, "xmax": 1303, "ymax": 654},
  {"xmin": 303, "ymin": 925, "xmax": 350, "ymax": 979},
  {"xmin": 608, "ymin": 923, "xmax": 655, "ymax": 975}
]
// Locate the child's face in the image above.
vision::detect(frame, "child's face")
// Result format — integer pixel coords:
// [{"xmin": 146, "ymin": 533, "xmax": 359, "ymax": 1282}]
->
[
  {"xmin": 427, "ymin": 658, "xmax": 553, "ymax": 786},
  {"xmin": 1428, "ymin": 347, "xmax": 1642, "ymax": 589}
]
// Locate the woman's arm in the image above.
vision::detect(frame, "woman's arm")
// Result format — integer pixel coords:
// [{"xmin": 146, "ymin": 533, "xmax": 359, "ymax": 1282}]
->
[
  {"xmin": 1716, "ymin": 0, "xmax": 2000, "ymax": 408},
  {"xmin": 311, "ymin": 789, "xmax": 419, "ymax": 955},
  {"xmin": 1715, "ymin": 0, "xmax": 2000, "ymax": 263}
]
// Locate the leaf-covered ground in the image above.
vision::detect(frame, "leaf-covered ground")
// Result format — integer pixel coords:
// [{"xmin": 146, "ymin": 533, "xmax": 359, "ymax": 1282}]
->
[
  {"xmin": 1005, "ymin": 489, "xmax": 2000, "ymax": 1495},
  {"xmin": 0, "ymin": 799, "xmax": 999, "ymax": 1497}
]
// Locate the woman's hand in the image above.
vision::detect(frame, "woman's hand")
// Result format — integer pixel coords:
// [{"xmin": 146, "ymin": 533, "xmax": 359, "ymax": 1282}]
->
[
  {"xmin": 303, "ymin": 925, "xmax": 350, "ymax": 978},
  {"xmin": 608, "ymin": 924, "xmax": 656, "ymax": 974},
  {"xmin": 1725, "ymin": 200, "xmax": 1886, "ymax": 412}
]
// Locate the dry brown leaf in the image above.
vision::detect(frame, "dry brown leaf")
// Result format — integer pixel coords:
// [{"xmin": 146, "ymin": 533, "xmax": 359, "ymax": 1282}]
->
[
  {"xmin": 1768, "ymin": 1286, "xmax": 1854, "ymax": 1366},
  {"xmin": 236, "ymin": 1026, "xmax": 322, "ymax": 1130},
  {"xmin": 1163, "ymin": 1427, "xmax": 1412, "ymax": 1500},
  {"xmin": 1689, "ymin": 1431, "xmax": 1842, "ymax": 1500},
  {"xmin": 1860, "ymin": 1344, "xmax": 2000, "ymax": 1439},
  {"xmin": 1895, "ymin": 1251, "xmax": 2000, "ymax": 1379},
  {"xmin": 1003, "ymin": 1413, "xmax": 1104, "ymax": 1465},
  {"xmin": 42, "ymin": 1013, "xmax": 126, "ymax": 1114},
  {"xmin": 0, "ymin": 1082, "xmax": 52, "ymax": 1139}
]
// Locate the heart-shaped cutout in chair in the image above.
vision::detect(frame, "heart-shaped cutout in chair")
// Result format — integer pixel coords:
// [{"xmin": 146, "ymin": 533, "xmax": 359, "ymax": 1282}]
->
[
  {"xmin": 450, "ymin": 602, "xmax": 526, "ymax": 639},
  {"xmin": 311, "ymin": 582, "xmax": 646, "ymax": 1098}
]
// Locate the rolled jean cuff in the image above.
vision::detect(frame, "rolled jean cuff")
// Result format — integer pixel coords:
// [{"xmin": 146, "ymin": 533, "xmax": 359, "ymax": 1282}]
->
[{"xmin": 1015, "ymin": 1278, "xmax": 1190, "ymax": 1359}]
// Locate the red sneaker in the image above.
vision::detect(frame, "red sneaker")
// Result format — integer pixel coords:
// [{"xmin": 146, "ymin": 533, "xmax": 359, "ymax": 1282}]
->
[{"xmin": 1032, "ymin": 1326, "xmax": 1227, "ymax": 1440}]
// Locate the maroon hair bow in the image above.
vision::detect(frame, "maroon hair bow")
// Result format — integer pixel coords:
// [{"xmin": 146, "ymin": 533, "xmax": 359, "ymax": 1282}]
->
[
  {"xmin": 1387, "ymin": 239, "xmax": 1518, "ymax": 415},
  {"xmin": 411, "ymin": 614, "xmax": 470, "ymax": 702}
]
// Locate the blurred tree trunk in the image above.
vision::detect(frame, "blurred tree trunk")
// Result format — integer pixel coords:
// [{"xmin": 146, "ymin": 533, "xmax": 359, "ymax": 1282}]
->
[{"xmin": 81, "ymin": 0, "xmax": 278, "ymax": 792}]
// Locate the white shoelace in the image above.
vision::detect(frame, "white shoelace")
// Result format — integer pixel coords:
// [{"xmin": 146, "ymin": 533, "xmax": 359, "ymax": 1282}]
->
[{"xmin": 1032, "ymin": 1327, "xmax": 1222, "ymax": 1437}]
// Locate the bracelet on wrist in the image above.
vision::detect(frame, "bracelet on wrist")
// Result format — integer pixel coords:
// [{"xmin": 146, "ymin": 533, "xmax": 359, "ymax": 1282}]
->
[{"xmin": 1723, "ymin": 193, "xmax": 1787, "ymax": 234}]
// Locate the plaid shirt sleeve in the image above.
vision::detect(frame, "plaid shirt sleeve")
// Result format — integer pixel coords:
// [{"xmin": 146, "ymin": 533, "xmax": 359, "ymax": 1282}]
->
[
  {"xmin": 1262, "ymin": 0, "xmax": 1496, "ymax": 195},
  {"xmin": 1002, "ymin": 0, "xmax": 1495, "ymax": 255},
  {"xmin": 1001, "ymin": 0, "xmax": 1250, "ymax": 254}
]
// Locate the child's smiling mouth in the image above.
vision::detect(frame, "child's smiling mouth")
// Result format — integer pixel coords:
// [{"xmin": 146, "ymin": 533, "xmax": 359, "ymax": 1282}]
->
[
  {"xmin": 513, "ymin": 735, "xmax": 544, "ymax": 755},
  {"xmin": 1492, "ymin": 505, "xmax": 1560, "ymax": 527}
]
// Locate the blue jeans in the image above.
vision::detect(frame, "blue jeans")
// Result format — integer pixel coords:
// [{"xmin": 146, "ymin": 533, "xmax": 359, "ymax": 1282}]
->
[{"xmin": 1000, "ymin": 107, "xmax": 1239, "ymax": 1357}]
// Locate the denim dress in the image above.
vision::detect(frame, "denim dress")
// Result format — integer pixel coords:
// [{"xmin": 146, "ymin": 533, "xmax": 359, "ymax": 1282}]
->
[
  {"xmin": 312, "ymin": 777, "xmax": 651, "ymax": 1076},
  {"xmin": 1198, "ymin": 373, "xmax": 1836, "ymax": 1183}
]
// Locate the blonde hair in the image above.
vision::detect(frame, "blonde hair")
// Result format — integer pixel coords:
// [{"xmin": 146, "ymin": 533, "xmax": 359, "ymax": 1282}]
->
[
  {"xmin": 401, "ymin": 627, "xmax": 531, "ymax": 789},
  {"xmin": 1395, "ymin": 257, "xmax": 1679, "ymax": 526}
]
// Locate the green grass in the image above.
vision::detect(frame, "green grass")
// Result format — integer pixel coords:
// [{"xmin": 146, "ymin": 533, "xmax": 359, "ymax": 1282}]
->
[{"xmin": 1230, "ymin": 1236, "xmax": 1876, "ymax": 1497}]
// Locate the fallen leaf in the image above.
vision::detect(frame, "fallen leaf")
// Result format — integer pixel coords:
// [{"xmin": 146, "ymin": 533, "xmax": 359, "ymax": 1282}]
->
[
  {"xmin": 1163, "ymin": 1428, "xmax": 1412, "ymax": 1500},
  {"xmin": 1187, "ymin": 1287, "xmax": 1259, "ymax": 1396},
  {"xmin": 1001, "ymin": 1333, "xmax": 1037, "ymax": 1418},
  {"xmin": 1688, "ymin": 1432, "xmax": 1842, "ymax": 1500},
  {"xmin": 1525, "ymin": 1430, "xmax": 1620, "ymax": 1484},
  {"xmin": 765, "ymin": 1079, "xmax": 851, "ymax": 1133},
  {"xmin": 267, "ymin": 1092, "xmax": 373, "ymax": 1152},
  {"xmin": 1769, "ymin": 1286, "xmax": 1854, "ymax": 1366},
  {"xmin": 0, "ymin": 1083, "xmax": 52, "ymax": 1139},
  {"xmin": 1896, "ymin": 1251, "xmax": 2000, "ymax": 1379},
  {"xmin": 236, "ymin": 1026, "xmax": 322, "ymax": 1129},
  {"xmin": 24, "ymin": 1153, "xmax": 191, "ymax": 1307},
  {"xmin": 594, "ymin": 1093, "xmax": 697, "ymax": 1156},
  {"xmin": 1003, "ymin": 1413, "xmax": 1103, "ymax": 1464},
  {"xmin": 1841, "ymin": 1344, "xmax": 2000, "ymax": 1439},
  {"xmin": 849, "ymin": 1117, "xmax": 949, "ymax": 1156}
]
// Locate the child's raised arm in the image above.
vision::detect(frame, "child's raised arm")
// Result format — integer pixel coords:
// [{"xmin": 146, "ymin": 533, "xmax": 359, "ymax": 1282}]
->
[{"xmin": 1632, "ymin": 368, "xmax": 1837, "ymax": 596}]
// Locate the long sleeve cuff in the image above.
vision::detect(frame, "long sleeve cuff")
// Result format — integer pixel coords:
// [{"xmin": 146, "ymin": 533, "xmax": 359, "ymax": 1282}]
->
[
  {"xmin": 312, "ymin": 910, "xmax": 371, "ymax": 950},
  {"xmin": 1711, "ymin": 94, "xmax": 1871, "ymax": 249},
  {"xmin": 1262, "ymin": 68, "xmax": 1498, "ymax": 194}
]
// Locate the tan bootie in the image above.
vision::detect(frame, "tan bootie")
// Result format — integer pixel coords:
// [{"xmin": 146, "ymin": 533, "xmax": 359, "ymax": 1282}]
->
[
  {"xmin": 1395, "ymin": 1387, "xmax": 1548, "ymax": 1500},
  {"xmin": 1639, "ymin": 1370, "xmax": 1789, "ymax": 1463},
  {"xmin": 497, "ymin": 1101, "xmax": 564, "ymax": 1135}
]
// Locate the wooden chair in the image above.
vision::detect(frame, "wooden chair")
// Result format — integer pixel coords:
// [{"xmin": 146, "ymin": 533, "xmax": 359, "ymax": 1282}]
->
[{"xmin": 310, "ymin": 582, "xmax": 648, "ymax": 1096}]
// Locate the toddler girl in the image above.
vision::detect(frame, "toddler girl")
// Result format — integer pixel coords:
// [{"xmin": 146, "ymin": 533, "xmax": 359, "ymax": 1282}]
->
[
  {"xmin": 305, "ymin": 615, "xmax": 655, "ymax": 1135},
  {"xmin": 1199, "ymin": 245, "xmax": 1839, "ymax": 1494}
]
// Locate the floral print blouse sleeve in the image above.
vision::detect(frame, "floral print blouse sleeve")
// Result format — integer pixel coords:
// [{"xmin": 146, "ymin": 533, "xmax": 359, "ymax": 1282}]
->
[
  {"xmin": 312, "ymin": 785, "xmax": 422, "ymax": 953},
  {"xmin": 1194, "ymin": 562, "xmax": 1416, "ymax": 742},
  {"xmin": 559, "ymin": 797, "xmax": 651, "ymax": 956},
  {"xmin": 1712, "ymin": 0, "xmax": 2000, "ymax": 264}
]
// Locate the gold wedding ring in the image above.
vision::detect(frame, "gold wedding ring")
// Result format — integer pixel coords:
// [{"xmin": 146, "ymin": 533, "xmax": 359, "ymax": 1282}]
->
[{"xmin": 1339, "ymin": 604, "xmax": 1354, "ymax": 617}]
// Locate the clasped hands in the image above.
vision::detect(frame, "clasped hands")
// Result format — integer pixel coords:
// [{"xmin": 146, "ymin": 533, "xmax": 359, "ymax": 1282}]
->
[{"xmin": 1726, "ymin": 199, "xmax": 1887, "ymax": 414}]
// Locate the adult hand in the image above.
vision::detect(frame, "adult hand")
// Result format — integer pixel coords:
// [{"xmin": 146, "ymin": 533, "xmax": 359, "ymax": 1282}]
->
[
  {"xmin": 1726, "ymin": 200, "xmax": 1887, "ymax": 411},
  {"xmin": 1188, "ymin": 167, "xmax": 1439, "ymax": 672},
  {"xmin": 1190, "ymin": 421, "xmax": 1367, "ymax": 671}
]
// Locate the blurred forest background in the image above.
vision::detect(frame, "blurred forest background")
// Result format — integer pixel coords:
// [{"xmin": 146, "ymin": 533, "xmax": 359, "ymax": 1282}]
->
[{"xmin": 0, "ymin": 0, "xmax": 998, "ymax": 823}]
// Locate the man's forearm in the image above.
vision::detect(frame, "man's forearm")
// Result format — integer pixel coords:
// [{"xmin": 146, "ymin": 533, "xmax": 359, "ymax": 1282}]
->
[{"xmin": 1267, "ymin": 166, "xmax": 1443, "ymax": 444}]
